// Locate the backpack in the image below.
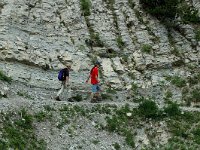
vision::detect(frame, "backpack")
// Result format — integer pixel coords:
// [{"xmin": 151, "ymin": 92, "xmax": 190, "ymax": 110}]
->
[{"xmin": 58, "ymin": 69, "xmax": 64, "ymax": 81}]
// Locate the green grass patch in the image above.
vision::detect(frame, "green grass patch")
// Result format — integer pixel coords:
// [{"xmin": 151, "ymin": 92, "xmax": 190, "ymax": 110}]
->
[
  {"xmin": 141, "ymin": 44, "xmax": 152, "ymax": 53},
  {"xmin": 138, "ymin": 100, "xmax": 159, "ymax": 119},
  {"xmin": 0, "ymin": 70, "xmax": 12, "ymax": 83},
  {"xmin": 195, "ymin": 29, "xmax": 200, "ymax": 41},
  {"xmin": 164, "ymin": 102, "xmax": 181, "ymax": 117},
  {"xmin": 17, "ymin": 91, "xmax": 33, "ymax": 99},
  {"xmin": 0, "ymin": 109, "xmax": 46, "ymax": 149},
  {"xmin": 165, "ymin": 75, "xmax": 186, "ymax": 88},
  {"xmin": 116, "ymin": 36, "xmax": 125, "ymax": 49},
  {"xmin": 80, "ymin": 0, "xmax": 91, "ymax": 16}
]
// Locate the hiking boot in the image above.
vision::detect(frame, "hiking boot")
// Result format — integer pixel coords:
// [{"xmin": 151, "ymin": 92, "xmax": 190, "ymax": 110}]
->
[
  {"xmin": 55, "ymin": 96, "xmax": 61, "ymax": 101},
  {"xmin": 91, "ymin": 98, "xmax": 97, "ymax": 103},
  {"xmin": 97, "ymin": 96, "xmax": 102, "ymax": 102}
]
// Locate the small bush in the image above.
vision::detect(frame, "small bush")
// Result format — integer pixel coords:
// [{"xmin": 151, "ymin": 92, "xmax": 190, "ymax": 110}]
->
[
  {"xmin": 71, "ymin": 94, "xmax": 83, "ymax": 102},
  {"xmin": 80, "ymin": 0, "xmax": 91, "ymax": 16},
  {"xmin": 191, "ymin": 88, "xmax": 200, "ymax": 102},
  {"xmin": 178, "ymin": 2, "xmax": 200, "ymax": 24},
  {"xmin": 166, "ymin": 76, "xmax": 186, "ymax": 88},
  {"xmin": 116, "ymin": 36, "xmax": 125, "ymax": 49},
  {"xmin": 140, "ymin": 0, "xmax": 199, "ymax": 25},
  {"xmin": 91, "ymin": 33, "xmax": 104, "ymax": 47},
  {"xmin": 195, "ymin": 29, "xmax": 200, "ymax": 41},
  {"xmin": 124, "ymin": 130, "xmax": 135, "ymax": 148},
  {"xmin": 192, "ymin": 128, "xmax": 200, "ymax": 144},
  {"xmin": 164, "ymin": 102, "xmax": 181, "ymax": 117},
  {"xmin": 0, "ymin": 70, "xmax": 12, "ymax": 83},
  {"xmin": 1, "ymin": 109, "xmax": 46, "ymax": 149},
  {"xmin": 113, "ymin": 142, "xmax": 121, "ymax": 150},
  {"xmin": 128, "ymin": 0, "xmax": 135, "ymax": 9},
  {"xmin": 138, "ymin": 100, "xmax": 159, "ymax": 118},
  {"xmin": 140, "ymin": 0, "xmax": 180, "ymax": 21},
  {"xmin": 141, "ymin": 44, "xmax": 152, "ymax": 53}
]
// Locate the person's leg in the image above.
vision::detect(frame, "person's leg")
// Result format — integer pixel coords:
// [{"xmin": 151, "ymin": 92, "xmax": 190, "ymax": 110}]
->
[
  {"xmin": 56, "ymin": 81, "xmax": 66, "ymax": 101},
  {"xmin": 91, "ymin": 84, "xmax": 97, "ymax": 103},
  {"xmin": 95, "ymin": 84, "xmax": 102, "ymax": 101}
]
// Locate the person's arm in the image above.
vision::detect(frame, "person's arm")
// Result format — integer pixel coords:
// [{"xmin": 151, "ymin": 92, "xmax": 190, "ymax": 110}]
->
[
  {"xmin": 66, "ymin": 76, "xmax": 69, "ymax": 83},
  {"xmin": 94, "ymin": 68, "xmax": 99, "ymax": 83},
  {"xmin": 86, "ymin": 75, "xmax": 90, "ymax": 83},
  {"xmin": 65, "ymin": 69, "xmax": 70, "ymax": 85}
]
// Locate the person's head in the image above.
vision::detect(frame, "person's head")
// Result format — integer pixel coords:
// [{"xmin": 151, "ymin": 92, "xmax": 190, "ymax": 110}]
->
[
  {"xmin": 65, "ymin": 62, "xmax": 72, "ymax": 69},
  {"xmin": 95, "ymin": 61, "xmax": 101, "ymax": 67}
]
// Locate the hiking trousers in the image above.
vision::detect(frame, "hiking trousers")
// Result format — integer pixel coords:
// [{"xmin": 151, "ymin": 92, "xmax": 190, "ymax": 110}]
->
[{"xmin": 56, "ymin": 81, "xmax": 71, "ymax": 98}]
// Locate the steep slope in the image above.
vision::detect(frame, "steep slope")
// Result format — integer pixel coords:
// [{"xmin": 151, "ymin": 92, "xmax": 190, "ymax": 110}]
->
[{"xmin": 0, "ymin": 0, "xmax": 200, "ymax": 149}]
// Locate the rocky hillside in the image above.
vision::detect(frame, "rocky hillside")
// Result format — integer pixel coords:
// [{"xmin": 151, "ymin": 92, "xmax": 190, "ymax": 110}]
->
[{"xmin": 0, "ymin": 0, "xmax": 200, "ymax": 149}]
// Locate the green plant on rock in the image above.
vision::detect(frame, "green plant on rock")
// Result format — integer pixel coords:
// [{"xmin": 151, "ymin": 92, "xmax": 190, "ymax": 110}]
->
[
  {"xmin": 141, "ymin": 44, "xmax": 152, "ymax": 53},
  {"xmin": 71, "ymin": 94, "xmax": 83, "ymax": 102},
  {"xmin": 105, "ymin": 105, "xmax": 136, "ymax": 148},
  {"xmin": 138, "ymin": 100, "xmax": 159, "ymax": 119},
  {"xmin": 178, "ymin": 2, "xmax": 200, "ymax": 24},
  {"xmin": 113, "ymin": 142, "xmax": 121, "ymax": 150},
  {"xmin": 166, "ymin": 75, "xmax": 186, "ymax": 88},
  {"xmin": 17, "ymin": 91, "xmax": 33, "ymax": 99},
  {"xmin": 171, "ymin": 47, "xmax": 182, "ymax": 57},
  {"xmin": 116, "ymin": 36, "xmax": 125, "ymax": 49},
  {"xmin": 164, "ymin": 102, "xmax": 181, "ymax": 117},
  {"xmin": 128, "ymin": 0, "xmax": 135, "ymax": 9},
  {"xmin": 191, "ymin": 88, "xmax": 200, "ymax": 102},
  {"xmin": 0, "ymin": 109, "xmax": 46, "ymax": 149},
  {"xmin": 140, "ymin": 0, "xmax": 180, "ymax": 21},
  {"xmin": 80, "ymin": 0, "xmax": 91, "ymax": 16},
  {"xmin": 195, "ymin": 29, "xmax": 200, "ymax": 41},
  {"xmin": 91, "ymin": 33, "xmax": 104, "ymax": 47},
  {"xmin": 140, "ymin": 0, "xmax": 199, "ymax": 25},
  {"xmin": 192, "ymin": 128, "xmax": 200, "ymax": 144},
  {"xmin": 0, "ymin": 70, "xmax": 12, "ymax": 83},
  {"xmin": 34, "ymin": 111, "xmax": 53, "ymax": 122}
]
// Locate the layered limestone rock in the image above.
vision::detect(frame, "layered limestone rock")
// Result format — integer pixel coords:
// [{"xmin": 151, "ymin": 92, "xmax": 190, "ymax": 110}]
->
[{"xmin": 0, "ymin": 0, "xmax": 199, "ymax": 103}]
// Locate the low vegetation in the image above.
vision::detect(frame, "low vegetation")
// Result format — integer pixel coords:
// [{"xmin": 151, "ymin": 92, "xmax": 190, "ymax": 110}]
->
[
  {"xmin": 140, "ymin": 0, "xmax": 200, "ymax": 27},
  {"xmin": 80, "ymin": 0, "xmax": 91, "ymax": 16},
  {"xmin": 165, "ymin": 75, "xmax": 186, "ymax": 88},
  {"xmin": 0, "ymin": 70, "xmax": 12, "ymax": 83},
  {"xmin": 1, "ymin": 102, "xmax": 200, "ymax": 149},
  {"xmin": 141, "ymin": 44, "xmax": 152, "ymax": 53},
  {"xmin": 0, "ymin": 109, "xmax": 46, "ymax": 149}
]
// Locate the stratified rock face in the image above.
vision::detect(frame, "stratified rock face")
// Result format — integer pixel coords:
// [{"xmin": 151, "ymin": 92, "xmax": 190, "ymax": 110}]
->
[{"xmin": 0, "ymin": 0, "xmax": 199, "ymax": 103}]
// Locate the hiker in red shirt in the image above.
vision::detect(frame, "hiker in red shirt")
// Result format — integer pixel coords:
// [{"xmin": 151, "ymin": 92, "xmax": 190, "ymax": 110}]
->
[{"xmin": 86, "ymin": 61, "xmax": 101, "ymax": 103}]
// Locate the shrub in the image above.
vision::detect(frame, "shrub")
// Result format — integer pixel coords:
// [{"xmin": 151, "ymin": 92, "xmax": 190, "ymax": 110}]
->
[
  {"xmin": 164, "ymin": 102, "xmax": 181, "ymax": 117},
  {"xmin": 71, "ymin": 94, "xmax": 83, "ymax": 102},
  {"xmin": 1, "ymin": 109, "xmax": 46, "ymax": 149},
  {"xmin": 113, "ymin": 142, "xmax": 120, "ymax": 150},
  {"xmin": 128, "ymin": 0, "xmax": 135, "ymax": 9},
  {"xmin": 140, "ymin": 0, "xmax": 200, "ymax": 24},
  {"xmin": 166, "ymin": 76, "xmax": 186, "ymax": 88},
  {"xmin": 138, "ymin": 100, "xmax": 159, "ymax": 118},
  {"xmin": 80, "ymin": 0, "xmax": 91, "ymax": 16},
  {"xmin": 191, "ymin": 88, "xmax": 200, "ymax": 102},
  {"xmin": 0, "ymin": 70, "xmax": 12, "ymax": 83},
  {"xmin": 139, "ymin": 0, "xmax": 180, "ymax": 21},
  {"xmin": 192, "ymin": 128, "xmax": 200, "ymax": 144},
  {"xmin": 124, "ymin": 130, "xmax": 135, "ymax": 148},
  {"xmin": 195, "ymin": 29, "xmax": 200, "ymax": 41},
  {"xmin": 178, "ymin": 2, "xmax": 200, "ymax": 23},
  {"xmin": 141, "ymin": 44, "xmax": 152, "ymax": 53},
  {"xmin": 116, "ymin": 36, "xmax": 125, "ymax": 49}
]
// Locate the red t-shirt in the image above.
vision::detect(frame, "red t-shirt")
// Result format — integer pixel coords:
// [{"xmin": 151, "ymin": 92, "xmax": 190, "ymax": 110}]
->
[{"xmin": 90, "ymin": 67, "xmax": 98, "ymax": 85}]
